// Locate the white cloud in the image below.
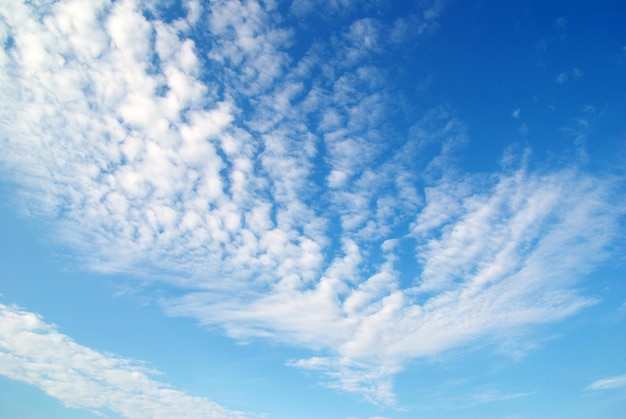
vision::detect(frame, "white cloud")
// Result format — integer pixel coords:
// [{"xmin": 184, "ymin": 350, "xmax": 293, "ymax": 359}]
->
[
  {"xmin": 0, "ymin": 0, "xmax": 623, "ymax": 409},
  {"xmin": 554, "ymin": 17, "xmax": 568, "ymax": 34},
  {"xmin": 572, "ymin": 67, "xmax": 584, "ymax": 79},
  {"xmin": 410, "ymin": 377, "xmax": 536, "ymax": 411},
  {"xmin": 0, "ymin": 303, "xmax": 246, "ymax": 419},
  {"xmin": 391, "ymin": 0, "xmax": 445, "ymax": 44},
  {"xmin": 585, "ymin": 374, "xmax": 626, "ymax": 391},
  {"xmin": 289, "ymin": 0, "xmax": 376, "ymax": 19},
  {"xmin": 518, "ymin": 123, "xmax": 528, "ymax": 136},
  {"xmin": 556, "ymin": 68, "xmax": 584, "ymax": 84},
  {"xmin": 168, "ymin": 164, "xmax": 620, "ymax": 405}
]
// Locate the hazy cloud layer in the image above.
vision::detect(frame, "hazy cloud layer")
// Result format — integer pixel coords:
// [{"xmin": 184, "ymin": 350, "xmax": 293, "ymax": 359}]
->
[{"xmin": 0, "ymin": 0, "xmax": 623, "ymax": 408}]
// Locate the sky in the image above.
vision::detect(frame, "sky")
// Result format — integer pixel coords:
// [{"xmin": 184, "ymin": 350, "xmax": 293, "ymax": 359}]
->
[{"xmin": 0, "ymin": 0, "xmax": 625, "ymax": 418}]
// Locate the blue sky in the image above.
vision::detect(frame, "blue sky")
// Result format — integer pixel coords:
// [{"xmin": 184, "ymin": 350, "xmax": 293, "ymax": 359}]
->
[{"xmin": 1, "ymin": 0, "xmax": 625, "ymax": 418}]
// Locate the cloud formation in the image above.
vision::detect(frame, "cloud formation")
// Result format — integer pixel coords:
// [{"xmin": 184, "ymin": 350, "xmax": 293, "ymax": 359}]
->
[
  {"xmin": 0, "ymin": 303, "xmax": 246, "ymax": 419},
  {"xmin": 0, "ymin": 0, "xmax": 623, "ymax": 408},
  {"xmin": 585, "ymin": 374, "xmax": 626, "ymax": 391}
]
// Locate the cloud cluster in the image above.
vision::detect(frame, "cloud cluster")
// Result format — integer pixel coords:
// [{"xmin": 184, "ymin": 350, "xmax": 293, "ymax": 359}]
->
[
  {"xmin": 0, "ymin": 0, "xmax": 623, "ymax": 408},
  {"xmin": 0, "ymin": 303, "xmax": 246, "ymax": 418},
  {"xmin": 175, "ymin": 162, "xmax": 616, "ymax": 404}
]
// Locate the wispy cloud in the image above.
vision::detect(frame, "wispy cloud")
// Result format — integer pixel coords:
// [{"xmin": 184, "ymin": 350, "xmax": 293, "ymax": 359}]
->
[
  {"xmin": 0, "ymin": 0, "xmax": 623, "ymax": 408},
  {"xmin": 462, "ymin": 389, "xmax": 535, "ymax": 407},
  {"xmin": 556, "ymin": 67, "xmax": 584, "ymax": 84},
  {"xmin": 410, "ymin": 378, "xmax": 535, "ymax": 412},
  {"xmin": 585, "ymin": 374, "xmax": 626, "ymax": 391},
  {"xmin": 0, "ymin": 303, "xmax": 246, "ymax": 419},
  {"xmin": 553, "ymin": 17, "xmax": 568, "ymax": 38}
]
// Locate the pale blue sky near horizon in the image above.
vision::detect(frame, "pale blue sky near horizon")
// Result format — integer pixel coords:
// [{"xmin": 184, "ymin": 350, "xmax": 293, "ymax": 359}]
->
[{"xmin": 1, "ymin": 0, "xmax": 625, "ymax": 418}]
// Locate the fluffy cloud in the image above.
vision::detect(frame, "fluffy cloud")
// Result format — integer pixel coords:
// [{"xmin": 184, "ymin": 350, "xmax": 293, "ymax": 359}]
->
[{"xmin": 166, "ymin": 162, "xmax": 620, "ymax": 405}]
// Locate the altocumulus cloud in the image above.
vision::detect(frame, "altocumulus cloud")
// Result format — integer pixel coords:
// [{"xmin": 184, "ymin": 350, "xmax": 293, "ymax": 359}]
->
[
  {"xmin": 0, "ymin": 303, "xmax": 246, "ymax": 419},
  {"xmin": 0, "ymin": 0, "xmax": 624, "ymax": 408}
]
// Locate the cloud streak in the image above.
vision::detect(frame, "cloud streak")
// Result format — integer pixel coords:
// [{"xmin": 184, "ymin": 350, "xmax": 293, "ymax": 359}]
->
[
  {"xmin": 0, "ymin": 303, "xmax": 246, "ymax": 419},
  {"xmin": 585, "ymin": 374, "xmax": 626, "ymax": 391}
]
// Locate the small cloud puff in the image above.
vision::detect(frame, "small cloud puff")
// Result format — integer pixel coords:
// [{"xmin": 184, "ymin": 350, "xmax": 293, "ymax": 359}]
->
[
  {"xmin": 518, "ymin": 123, "xmax": 528, "ymax": 136},
  {"xmin": 554, "ymin": 17, "xmax": 568, "ymax": 34},
  {"xmin": 572, "ymin": 67, "xmax": 584, "ymax": 79},
  {"xmin": 556, "ymin": 68, "xmax": 583, "ymax": 84},
  {"xmin": 556, "ymin": 72, "xmax": 569, "ymax": 84}
]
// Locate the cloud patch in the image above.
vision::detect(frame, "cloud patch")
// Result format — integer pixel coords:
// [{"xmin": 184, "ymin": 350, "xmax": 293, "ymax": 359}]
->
[
  {"xmin": 585, "ymin": 374, "xmax": 626, "ymax": 391},
  {"xmin": 0, "ymin": 303, "xmax": 246, "ymax": 419}
]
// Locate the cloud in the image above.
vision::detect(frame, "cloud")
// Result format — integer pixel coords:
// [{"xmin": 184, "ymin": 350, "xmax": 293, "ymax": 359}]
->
[
  {"xmin": 553, "ymin": 17, "xmax": 568, "ymax": 37},
  {"xmin": 169, "ymin": 161, "xmax": 621, "ymax": 405},
  {"xmin": 463, "ymin": 390, "xmax": 535, "ymax": 406},
  {"xmin": 0, "ymin": 0, "xmax": 624, "ymax": 408},
  {"xmin": 0, "ymin": 303, "xmax": 246, "ymax": 419},
  {"xmin": 572, "ymin": 67, "xmax": 584, "ymax": 79},
  {"xmin": 408, "ymin": 378, "xmax": 535, "ymax": 412},
  {"xmin": 518, "ymin": 123, "xmax": 528, "ymax": 135},
  {"xmin": 585, "ymin": 375, "xmax": 626, "ymax": 391},
  {"xmin": 556, "ymin": 68, "xmax": 584, "ymax": 84},
  {"xmin": 390, "ymin": 0, "xmax": 445, "ymax": 44}
]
